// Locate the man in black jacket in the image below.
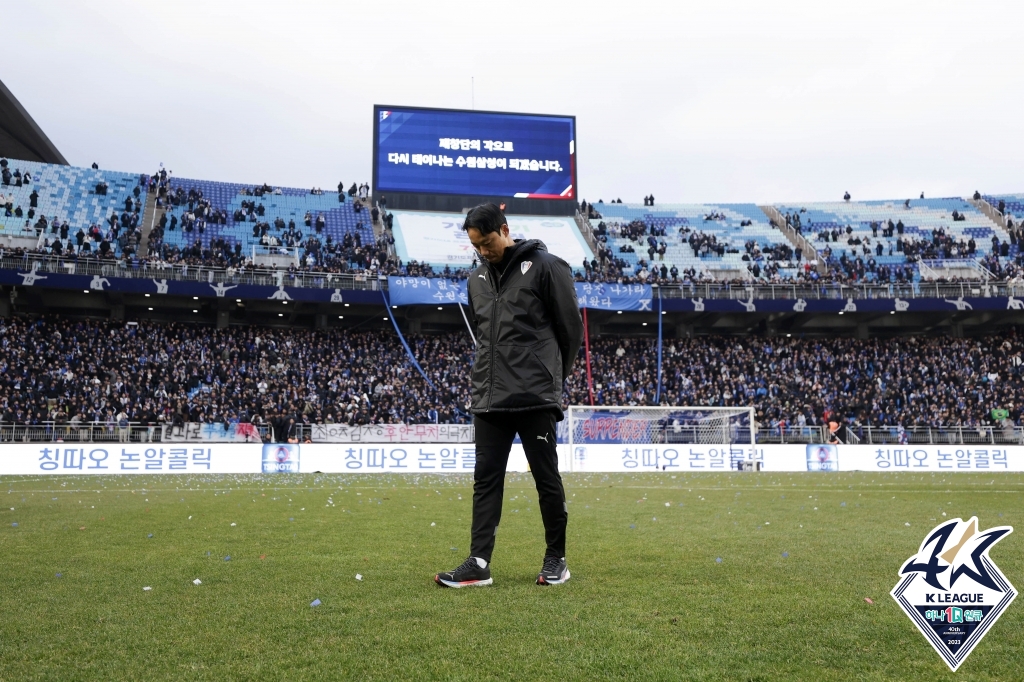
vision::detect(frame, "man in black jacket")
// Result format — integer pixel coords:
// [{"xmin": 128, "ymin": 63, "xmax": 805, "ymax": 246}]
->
[{"xmin": 435, "ymin": 203, "xmax": 583, "ymax": 588}]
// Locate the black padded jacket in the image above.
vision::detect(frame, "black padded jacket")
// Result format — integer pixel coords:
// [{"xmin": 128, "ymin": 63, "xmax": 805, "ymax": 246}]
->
[{"xmin": 466, "ymin": 239, "xmax": 584, "ymax": 420}]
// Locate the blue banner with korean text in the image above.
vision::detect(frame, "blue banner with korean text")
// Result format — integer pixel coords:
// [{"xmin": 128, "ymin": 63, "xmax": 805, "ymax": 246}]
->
[
  {"xmin": 387, "ymin": 277, "xmax": 469, "ymax": 306},
  {"xmin": 575, "ymin": 282, "xmax": 653, "ymax": 311}
]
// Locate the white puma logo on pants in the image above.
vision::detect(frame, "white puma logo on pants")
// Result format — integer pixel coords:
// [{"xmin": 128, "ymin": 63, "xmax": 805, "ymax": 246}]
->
[{"xmin": 537, "ymin": 433, "xmax": 550, "ymax": 443}]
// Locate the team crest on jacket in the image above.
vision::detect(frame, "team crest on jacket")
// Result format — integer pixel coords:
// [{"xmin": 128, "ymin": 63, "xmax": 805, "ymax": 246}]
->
[
  {"xmin": 521, "ymin": 261, "xmax": 532, "ymax": 275},
  {"xmin": 890, "ymin": 517, "xmax": 1016, "ymax": 671}
]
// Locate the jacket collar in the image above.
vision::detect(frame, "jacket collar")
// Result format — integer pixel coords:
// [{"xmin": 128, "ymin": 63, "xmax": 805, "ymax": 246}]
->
[{"xmin": 486, "ymin": 239, "xmax": 545, "ymax": 288}]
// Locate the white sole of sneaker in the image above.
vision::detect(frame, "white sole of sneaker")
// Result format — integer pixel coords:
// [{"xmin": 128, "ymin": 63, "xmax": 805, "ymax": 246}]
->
[
  {"xmin": 435, "ymin": 576, "xmax": 494, "ymax": 588},
  {"xmin": 537, "ymin": 569, "xmax": 570, "ymax": 585}
]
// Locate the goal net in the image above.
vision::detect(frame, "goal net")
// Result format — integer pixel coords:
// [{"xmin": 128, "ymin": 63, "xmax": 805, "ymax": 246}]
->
[{"xmin": 568, "ymin": 406, "xmax": 755, "ymax": 447}]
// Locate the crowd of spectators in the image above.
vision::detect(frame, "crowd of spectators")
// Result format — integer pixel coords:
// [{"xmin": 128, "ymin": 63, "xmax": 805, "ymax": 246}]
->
[
  {"xmin": 2, "ymin": 316, "xmax": 1022, "ymax": 439},
  {"xmin": 563, "ymin": 333, "xmax": 1024, "ymax": 435},
  {"xmin": 0, "ymin": 159, "xmax": 32, "ymax": 187},
  {"xmin": 0, "ymin": 317, "xmax": 475, "ymax": 435}
]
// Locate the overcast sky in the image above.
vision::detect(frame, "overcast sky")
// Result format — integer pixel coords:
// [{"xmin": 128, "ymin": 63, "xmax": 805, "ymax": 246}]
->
[{"xmin": 3, "ymin": 1, "xmax": 1021, "ymax": 204}]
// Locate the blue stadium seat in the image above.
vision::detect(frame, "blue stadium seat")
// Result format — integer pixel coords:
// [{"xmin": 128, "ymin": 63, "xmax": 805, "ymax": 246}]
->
[
  {"xmin": 772, "ymin": 198, "xmax": 1005, "ymax": 282},
  {"xmin": 0, "ymin": 159, "xmax": 145, "ymax": 256},
  {"xmin": 159, "ymin": 178, "xmax": 370, "ymax": 267},
  {"xmin": 590, "ymin": 202, "xmax": 799, "ymax": 279}
]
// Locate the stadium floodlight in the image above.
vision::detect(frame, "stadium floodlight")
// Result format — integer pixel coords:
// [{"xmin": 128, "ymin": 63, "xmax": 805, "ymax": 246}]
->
[{"xmin": 567, "ymin": 405, "xmax": 757, "ymax": 473}]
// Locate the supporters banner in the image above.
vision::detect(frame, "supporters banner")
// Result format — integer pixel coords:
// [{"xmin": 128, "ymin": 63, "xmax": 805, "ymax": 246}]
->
[
  {"xmin": 575, "ymin": 282, "xmax": 653, "ymax": 311},
  {"xmin": 160, "ymin": 423, "xmax": 262, "ymax": 443},
  {"xmin": 2, "ymin": 443, "xmax": 1021, "ymax": 475},
  {"xmin": 389, "ymin": 211, "xmax": 593, "ymax": 269},
  {"xmin": 385, "ymin": 276, "xmax": 652, "ymax": 311},
  {"xmin": 387, "ymin": 277, "xmax": 468, "ymax": 306},
  {"xmin": 310, "ymin": 423, "xmax": 474, "ymax": 443}
]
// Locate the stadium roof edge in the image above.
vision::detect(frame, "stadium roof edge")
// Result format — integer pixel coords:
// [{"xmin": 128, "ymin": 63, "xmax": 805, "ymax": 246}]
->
[{"xmin": 0, "ymin": 77, "xmax": 68, "ymax": 165}]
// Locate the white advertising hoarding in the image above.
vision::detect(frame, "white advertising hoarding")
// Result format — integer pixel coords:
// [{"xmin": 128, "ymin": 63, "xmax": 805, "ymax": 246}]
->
[
  {"xmin": 1, "ymin": 443, "xmax": 1020, "ymax": 475},
  {"xmin": 2, "ymin": 443, "xmax": 563, "ymax": 475}
]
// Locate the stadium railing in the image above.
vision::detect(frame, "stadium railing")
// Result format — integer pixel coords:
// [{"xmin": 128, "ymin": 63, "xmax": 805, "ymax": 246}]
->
[
  {"xmin": 844, "ymin": 425, "xmax": 1024, "ymax": 446},
  {"xmin": 4, "ymin": 421, "xmax": 1021, "ymax": 445},
  {"xmin": 4, "ymin": 252, "xmax": 1023, "ymax": 300},
  {"xmin": 756, "ymin": 426, "xmax": 827, "ymax": 444},
  {"xmin": 0, "ymin": 252, "xmax": 382, "ymax": 291}
]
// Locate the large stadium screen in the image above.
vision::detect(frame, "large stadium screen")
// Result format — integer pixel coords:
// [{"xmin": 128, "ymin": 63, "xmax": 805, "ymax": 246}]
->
[{"xmin": 373, "ymin": 105, "xmax": 576, "ymax": 200}]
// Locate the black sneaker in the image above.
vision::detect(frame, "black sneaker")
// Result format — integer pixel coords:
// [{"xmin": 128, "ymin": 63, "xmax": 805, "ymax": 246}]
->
[
  {"xmin": 536, "ymin": 556, "xmax": 570, "ymax": 585},
  {"xmin": 435, "ymin": 556, "xmax": 493, "ymax": 588}
]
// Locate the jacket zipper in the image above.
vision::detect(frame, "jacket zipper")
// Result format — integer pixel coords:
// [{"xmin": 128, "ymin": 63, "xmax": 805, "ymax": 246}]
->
[{"xmin": 484, "ymin": 245, "xmax": 528, "ymax": 412}]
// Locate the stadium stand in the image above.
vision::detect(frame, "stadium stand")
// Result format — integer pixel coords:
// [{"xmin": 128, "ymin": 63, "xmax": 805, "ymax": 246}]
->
[
  {"xmin": 1, "ymin": 155, "xmax": 1022, "ymax": 284},
  {"xmin": 773, "ymin": 198, "xmax": 1008, "ymax": 282},
  {"xmin": 0, "ymin": 157, "xmax": 145, "ymax": 256},
  {"xmin": 984, "ymin": 193, "xmax": 1024, "ymax": 217},
  {"xmin": 0, "ymin": 317, "xmax": 474, "ymax": 435},
  {"xmin": 2, "ymin": 316, "xmax": 1022, "ymax": 441},
  {"xmin": 584, "ymin": 202, "xmax": 801, "ymax": 283},
  {"xmin": 149, "ymin": 175, "xmax": 375, "ymax": 272}
]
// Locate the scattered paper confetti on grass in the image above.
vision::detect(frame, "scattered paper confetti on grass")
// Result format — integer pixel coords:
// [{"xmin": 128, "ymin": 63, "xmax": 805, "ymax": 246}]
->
[{"xmin": 3, "ymin": 471, "xmax": 1021, "ymax": 680}]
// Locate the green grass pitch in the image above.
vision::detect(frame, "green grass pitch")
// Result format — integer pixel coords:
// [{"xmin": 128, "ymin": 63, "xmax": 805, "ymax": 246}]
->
[{"xmin": 1, "ymin": 472, "xmax": 1022, "ymax": 681}]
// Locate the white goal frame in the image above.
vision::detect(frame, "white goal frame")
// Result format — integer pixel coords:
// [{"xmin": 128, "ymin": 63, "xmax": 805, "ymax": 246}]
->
[{"xmin": 567, "ymin": 405, "xmax": 757, "ymax": 472}]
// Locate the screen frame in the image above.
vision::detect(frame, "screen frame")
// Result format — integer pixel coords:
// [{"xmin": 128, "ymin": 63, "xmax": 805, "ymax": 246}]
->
[{"xmin": 372, "ymin": 104, "xmax": 577, "ymax": 201}]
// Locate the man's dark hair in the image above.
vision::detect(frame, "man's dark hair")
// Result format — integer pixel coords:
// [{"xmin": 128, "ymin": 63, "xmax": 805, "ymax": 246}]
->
[{"xmin": 462, "ymin": 203, "xmax": 506, "ymax": 235}]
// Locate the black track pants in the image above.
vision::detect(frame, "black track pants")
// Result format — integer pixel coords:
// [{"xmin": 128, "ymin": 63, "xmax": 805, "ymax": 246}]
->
[{"xmin": 470, "ymin": 410, "xmax": 567, "ymax": 563}]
